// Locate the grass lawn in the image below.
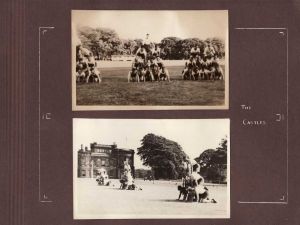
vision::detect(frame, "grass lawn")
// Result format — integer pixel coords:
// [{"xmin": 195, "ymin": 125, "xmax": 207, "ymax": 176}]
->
[
  {"xmin": 74, "ymin": 178, "xmax": 229, "ymax": 219},
  {"xmin": 76, "ymin": 66, "xmax": 225, "ymax": 106}
]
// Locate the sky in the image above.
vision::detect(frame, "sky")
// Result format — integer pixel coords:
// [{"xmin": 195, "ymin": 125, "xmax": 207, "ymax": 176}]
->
[
  {"xmin": 72, "ymin": 10, "xmax": 228, "ymax": 43},
  {"xmin": 73, "ymin": 119, "xmax": 230, "ymax": 169}
]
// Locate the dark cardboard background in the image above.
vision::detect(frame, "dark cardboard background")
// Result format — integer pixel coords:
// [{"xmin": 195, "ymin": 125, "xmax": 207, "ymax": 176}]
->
[{"xmin": 2, "ymin": 0, "xmax": 300, "ymax": 224}]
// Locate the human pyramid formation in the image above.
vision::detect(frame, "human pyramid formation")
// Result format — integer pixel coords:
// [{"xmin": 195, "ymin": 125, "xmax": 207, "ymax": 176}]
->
[
  {"xmin": 119, "ymin": 160, "xmax": 134, "ymax": 190},
  {"xmin": 95, "ymin": 159, "xmax": 217, "ymax": 202},
  {"xmin": 128, "ymin": 34, "xmax": 170, "ymax": 82},
  {"xmin": 177, "ymin": 163, "xmax": 217, "ymax": 203},
  {"xmin": 182, "ymin": 43, "xmax": 224, "ymax": 81},
  {"xmin": 76, "ymin": 34, "xmax": 224, "ymax": 83},
  {"xmin": 76, "ymin": 45, "xmax": 102, "ymax": 83}
]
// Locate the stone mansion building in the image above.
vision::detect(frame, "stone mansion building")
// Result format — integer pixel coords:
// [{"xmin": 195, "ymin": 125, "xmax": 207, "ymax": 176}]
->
[{"xmin": 77, "ymin": 142, "xmax": 135, "ymax": 179}]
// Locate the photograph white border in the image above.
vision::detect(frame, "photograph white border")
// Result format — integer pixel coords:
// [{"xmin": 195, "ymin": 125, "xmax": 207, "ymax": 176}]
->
[
  {"xmin": 73, "ymin": 118, "xmax": 230, "ymax": 219},
  {"xmin": 71, "ymin": 10, "xmax": 229, "ymax": 111}
]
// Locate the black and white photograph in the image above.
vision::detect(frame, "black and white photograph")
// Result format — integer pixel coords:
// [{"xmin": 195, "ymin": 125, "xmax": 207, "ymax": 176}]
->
[
  {"xmin": 73, "ymin": 119, "xmax": 230, "ymax": 219},
  {"xmin": 72, "ymin": 10, "xmax": 229, "ymax": 110}
]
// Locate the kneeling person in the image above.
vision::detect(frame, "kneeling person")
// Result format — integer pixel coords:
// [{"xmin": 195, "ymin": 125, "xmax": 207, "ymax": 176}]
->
[{"xmin": 155, "ymin": 56, "xmax": 165, "ymax": 73}]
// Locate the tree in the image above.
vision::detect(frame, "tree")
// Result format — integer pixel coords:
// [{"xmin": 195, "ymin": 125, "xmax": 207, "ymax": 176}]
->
[
  {"xmin": 77, "ymin": 26, "xmax": 101, "ymax": 57},
  {"xmin": 132, "ymin": 39, "xmax": 143, "ymax": 54},
  {"xmin": 77, "ymin": 26, "xmax": 123, "ymax": 58},
  {"xmin": 213, "ymin": 137, "xmax": 227, "ymax": 165},
  {"xmin": 194, "ymin": 137, "xmax": 227, "ymax": 183},
  {"xmin": 76, "ymin": 25, "xmax": 225, "ymax": 60},
  {"xmin": 194, "ymin": 149, "xmax": 215, "ymax": 168},
  {"xmin": 160, "ymin": 37, "xmax": 181, "ymax": 59},
  {"xmin": 137, "ymin": 133, "xmax": 190, "ymax": 179},
  {"xmin": 134, "ymin": 169, "xmax": 152, "ymax": 179},
  {"xmin": 123, "ymin": 39, "xmax": 137, "ymax": 55}
]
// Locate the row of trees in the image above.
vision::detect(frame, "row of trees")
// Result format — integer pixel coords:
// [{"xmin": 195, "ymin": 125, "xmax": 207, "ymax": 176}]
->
[
  {"xmin": 137, "ymin": 133, "xmax": 227, "ymax": 182},
  {"xmin": 77, "ymin": 26, "xmax": 225, "ymax": 60}
]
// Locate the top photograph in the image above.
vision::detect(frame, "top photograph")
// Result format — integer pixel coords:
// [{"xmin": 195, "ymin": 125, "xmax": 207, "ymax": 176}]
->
[{"xmin": 72, "ymin": 10, "xmax": 229, "ymax": 110}]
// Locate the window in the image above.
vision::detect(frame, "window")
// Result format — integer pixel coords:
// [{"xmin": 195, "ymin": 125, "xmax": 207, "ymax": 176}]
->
[
  {"xmin": 110, "ymin": 159, "xmax": 116, "ymax": 166},
  {"xmin": 80, "ymin": 158, "xmax": 85, "ymax": 165}
]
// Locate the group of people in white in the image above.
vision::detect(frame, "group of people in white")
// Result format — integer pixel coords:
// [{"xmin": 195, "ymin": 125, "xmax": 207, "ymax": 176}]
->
[
  {"xmin": 128, "ymin": 33, "xmax": 170, "ymax": 82},
  {"xmin": 76, "ymin": 46, "xmax": 102, "ymax": 83},
  {"xmin": 119, "ymin": 160, "xmax": 139, "ymax": 190},
  {"xmin": 178, "ymin": 162, "xmax": 217, "ymax": 203},
  {"xmin": 95, "ymin": 167, "xmax": 111, "ymax": 186},
  {"xmin": 95, "ymin": 159, "xmax": 216, "ymax": 203},
  {"xmin": 76, "ymin": 33, "xmax": 223, "ymax": 83},
  {"xmin": 95, "ymin": 160, "xmax": 140, "ymax": 190},
  {"xmin": 182, "ymin": 42, "xmax": 224, "ymax": 80}
]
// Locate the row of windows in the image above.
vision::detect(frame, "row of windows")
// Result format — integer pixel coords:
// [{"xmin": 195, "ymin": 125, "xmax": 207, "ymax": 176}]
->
[
  {"xmin": 94, "ymin": 148, "xmax": 112, "ymax": 154},
  {"xmin": 79, "ymin": 155, "xmax": 133, "ymax": 167},
  {"xmin": 93, "ymin": 157, "xmax": 119, "ymax": 167},
  {"xmin": 78, "ymin": 169, "xmax": 117, "ymax": 178}
]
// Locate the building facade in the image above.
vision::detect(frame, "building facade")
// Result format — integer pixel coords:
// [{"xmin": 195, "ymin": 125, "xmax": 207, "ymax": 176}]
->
[{"xmin": 77, "ymin": 142, "xmax": 135, "ymax": 179}]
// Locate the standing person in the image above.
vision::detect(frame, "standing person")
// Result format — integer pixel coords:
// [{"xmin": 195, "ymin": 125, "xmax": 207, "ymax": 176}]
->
[
  {"xmin": 124, "ymin": 160, "xmax": 131, "ymax": 173},
  {"xmin": 142, "ymin": 33, "xmax": 151, "ymax": 52},
  {"xmin": 123, "ymin": 160, "xmax": 135, "ymax": 189}
]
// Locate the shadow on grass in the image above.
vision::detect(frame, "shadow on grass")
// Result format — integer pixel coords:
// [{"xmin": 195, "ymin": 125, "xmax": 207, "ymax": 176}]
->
[
  {"xmin": 76, "ymin": 66, "xmax": 226, "ymax": 106},
  {"xmin": 150, "ymin": 199, "xmax": 191, "ymax": 203}
]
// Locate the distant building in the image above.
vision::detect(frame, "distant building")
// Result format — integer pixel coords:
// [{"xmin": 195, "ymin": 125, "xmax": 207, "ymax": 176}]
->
[{"xmin": 77, "ymin": 142, "xmax": 135, "ymax": 179}]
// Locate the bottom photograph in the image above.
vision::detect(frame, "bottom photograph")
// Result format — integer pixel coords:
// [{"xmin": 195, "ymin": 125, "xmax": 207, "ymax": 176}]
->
[{"xmin": 73, "ymin": 119, "xmax": 230, "ymax": 219}]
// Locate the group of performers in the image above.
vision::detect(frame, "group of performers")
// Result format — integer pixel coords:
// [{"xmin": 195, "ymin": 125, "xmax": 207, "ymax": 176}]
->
[
  {"xmin": 119, "ymin": 160, "xmax": 137, "ymax": 190},
  {"xmin": 182, "ymin": 42, "xmax": 223, "ymax": 80},
  {"xmin": 76, "ymin": 45, "xmax": 102, "ymax": 83},
  {"xmin": 178, "ymin": 162, "xmax": 217, "ymax": 203},
  {"xmin": 96, "ymin": 168, "xmax": 111, "ymax": 186},
  {"xmin": 95, "ymin": 160, "xmax": 139, "ymax": 190},
  {"xmin": 131, "ymin": 34, "xmax": 167, "ymax": 79},
  {"xmin": 95, "ymin": 159, "xmax": 217, "ymax": 202},
  {"xmin": 190, "ymin": 42, "xmax": 217, "ymax": 60},
  {"xmin": 76, "ymin": 33, "xmax": 223, "ymax": 83}
]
